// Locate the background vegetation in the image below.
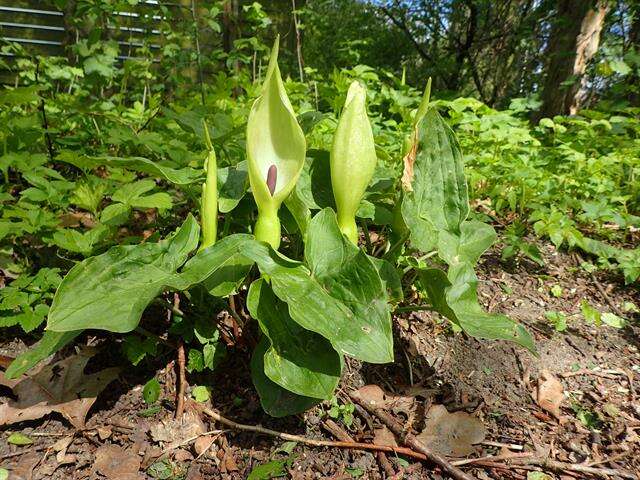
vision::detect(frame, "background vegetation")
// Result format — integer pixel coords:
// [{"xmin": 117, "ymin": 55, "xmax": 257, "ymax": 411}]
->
[{"xmin": 0, "ymin": 0, "xmax": 638, "ymax": 385}]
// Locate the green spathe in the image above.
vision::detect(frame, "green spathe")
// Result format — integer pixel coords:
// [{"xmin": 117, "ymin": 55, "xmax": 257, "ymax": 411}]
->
[
  {"xmin": 331, "ymin": 81, "xmax": 377, "ymax": 244},
  {"xmin": 246, "ymin": 36, "xmax": 306, "ymax": 249}
]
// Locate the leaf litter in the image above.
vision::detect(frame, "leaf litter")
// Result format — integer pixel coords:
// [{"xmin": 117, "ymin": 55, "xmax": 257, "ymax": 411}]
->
[{"xmin": 0, "ymin": 347, "xmax": 119, "ymax": 429}]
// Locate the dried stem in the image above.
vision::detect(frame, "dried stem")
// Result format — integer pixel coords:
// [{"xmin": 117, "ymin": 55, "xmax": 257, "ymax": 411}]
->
[{"xmin": 200, "ymin": 406, "xmax": 429, "ymax": 462}]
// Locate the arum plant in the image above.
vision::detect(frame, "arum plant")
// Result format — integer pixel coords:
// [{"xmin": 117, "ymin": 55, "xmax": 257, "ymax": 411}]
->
[
  {"xmin": 199, "ymin": 120, "xmax": 217, "ymax": 251},
  {"xmin": 330, "ymin": 81, "xmax": 377, "ymax": 244},
  {"xmin": 246, "ymin": 36, "xmax": 306, "ymax": 249}
]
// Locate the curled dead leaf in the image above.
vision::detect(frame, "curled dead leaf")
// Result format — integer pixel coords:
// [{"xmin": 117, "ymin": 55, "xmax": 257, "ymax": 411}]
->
[
  {"xmin": 416, "ymin": 404, "xmax": 485, "ymax": 456},
  {"xmin": 0, "ymin": 348, "xmax": 119, "ymax": 429},
  {"xmin": 536, "ymin": 370, "xmax": 563, "ymax": 420},
  {"xmin": 401, "ymin": 132, "xmax": 418, "ymax": 192}
]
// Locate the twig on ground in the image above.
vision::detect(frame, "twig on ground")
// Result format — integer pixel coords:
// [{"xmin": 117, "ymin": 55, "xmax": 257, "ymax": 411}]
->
[
  {"xmin": 561, "ymin": 368, "xmax": 626, "ymax": 380},
  {"xmin": 377, "ymin": 451, "xmax": 396, "ymax": 477},
  {"xmin": 173, "ymin": 293, "xmax": 186, "ymax": 420},
  {"xmin": 452, "ymin": 451, "xmax": 533, "ymax": 466},
  {"xmin": 349, "ymin": 390, "xmax": 478, "ymax": 480},
  {"xmin": 480, "ymin": 440, "xmax": 524, "ymax": 451},
  {"xmin": 175, "ymin": 340, "xmax": 186, "ymax": 420},
  {"xmin": 322, "ymin": 419, "xmax": 355, "ymax": 442},
  {"xmin": 200, "ymin": 406, "xmax": 430, "ymax": 462}
]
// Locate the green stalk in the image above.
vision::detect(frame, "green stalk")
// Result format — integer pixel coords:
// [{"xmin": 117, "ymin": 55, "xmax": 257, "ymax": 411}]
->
[
  {"xmin": 254, "ymin": 206, "xmax": 281, "ymax": 250},
  {"xmin": 199, "ymin": 120, "xmax": 217, "ymax": 251}
]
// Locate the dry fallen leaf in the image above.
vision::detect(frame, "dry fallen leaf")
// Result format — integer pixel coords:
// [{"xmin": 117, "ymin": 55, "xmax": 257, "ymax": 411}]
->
[
  {"xmin": 536, "ymin": 370, "xmax": 564, "ymax": 419},
  {"xmin": 373, "ymin": 426, "xmax": 398, "ymax": 447},
  {"xmin": 194, "ymin": 435, "xmax": 216, "ymax": 457},
  {"xmin": 354, "ymin": 384, "xmax": 415, "ymax": 416},
  {"xmin": 94, "ymin": 444, "xmax": 143, "ymax": 480},
  {"xmin": 149, "ymin": 409, "xmax": 206, "ymax": 450},
  {"xmin": 401, "ymin": 130, "xmax": 418, "ymax": 191},
  {"xmin": 416, "ymin": 404, "xmax": 486, "ymax": 456},
  {"xmin": 0, "ymin": 348, "xmax": 119, "ymax": 429}
]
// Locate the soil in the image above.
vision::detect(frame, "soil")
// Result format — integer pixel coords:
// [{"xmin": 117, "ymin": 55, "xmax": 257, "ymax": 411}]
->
[{"xmin": 1, "ymin": 240, "xmax": 639, "ymax": 480}]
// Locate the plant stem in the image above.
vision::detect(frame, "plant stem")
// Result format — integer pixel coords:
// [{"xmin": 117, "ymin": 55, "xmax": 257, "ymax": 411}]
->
[{"xmin": 255, "ymin": 208, "xmax": 281, "ymax": 249}]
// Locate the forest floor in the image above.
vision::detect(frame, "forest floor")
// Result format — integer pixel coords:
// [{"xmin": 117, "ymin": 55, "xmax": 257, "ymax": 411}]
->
[{"xmin": 1, "ymin": 239, "xmax": 639, "ymax": 480}]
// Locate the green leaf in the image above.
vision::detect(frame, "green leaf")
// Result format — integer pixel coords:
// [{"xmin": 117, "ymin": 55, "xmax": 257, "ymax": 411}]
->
[
  {"xmin": 370, "ymin": 257, "xmax": 404, "ymax": 303},
  {"xmin": 601, "ymin": 312, "xmax": 626, "ymax": 328},
  {"xmin": 243, "ymin": 239, "xmax": 391, "ymax": 363},
  {"xmin": 581, "ymin": 300, "xmax": 602, "ymax": 326},
  {"xmin": 143, "ymin": 378, "xmax": 161, "ymax": 404},
  {"xmin": 122, "ymin": 335, "xmax": 157, "ymax": 366},
  {"xmin": 418, "ymin": 266, "xmax": 535, "ymax": 352},
  {"xmin": 101, "ymin": 203, "xmax": 131, "ymax": 226},
  {"xmin": 401, "ymin": 108, "xmax": 469, "ymax": 251},
  {"xmin": 46, "ymin": 216, "xmax": 199, "ymax": 333},
  {"xmin": 302, "ymin": 209, "xmax": 393, "ymax": 363},
  {"xmin": 218, "ymin": 161, "xmax": 248, "ymax": 213},
  {"xmin": 50, "ymin": 226, "xmax": 108, "ymax": 255},
  {"xmin": 57, "ymin": 151, "xmax": 201, "ymax": 185},
  {"xmin": 0, "ymin": 85, "xmax": 44, "ymax": 106},
  {"xmin": 545, "ymin": 311, "xmax": 568, "ymax": 332},
  {"xmin": 6, "ymin": 330, "xmax": 81, "ymax": 379},
  {"xmin": 0, "ymin": 467, "xmax": 8, "ymax": 480},
  {"xmin": 7, "ymin": 432, "xmax": 33, "ymax": 445},
  {"xmin": 173, "ymin": 234, "xmax": 254, "ymax": 296},
  {"xmin": 437, "ymin": 220, "xmax": 496, "ymax": 266},
  {"xmin": 247, "ymin": 279, "xmax": 341, "ymax": 399},
  {"xmin": 247, "ymin": 459, "xmax": 287, "ymax": 480},
  {"xmin": 251, "ymin": 336, "xmax": 320, "ymax": 418},
  {"xmin": 187, "ymin": 348, "xmax": 205, "ymax": 372},
  {"xmin": 192, "ymin": 385, "xmax": 211, "ymax": 403}
]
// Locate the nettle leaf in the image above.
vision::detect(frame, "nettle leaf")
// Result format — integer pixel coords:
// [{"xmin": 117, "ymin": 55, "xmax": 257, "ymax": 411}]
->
[
  {"xmin": 248, "ymin": 278, "xmax": 342, "ymax": 400},
  {"xmin": 50, "ymin": 225, "xmax": 109, "ymax": 255},
  {"xmin": 6, "ymin": 331, "xmax": 81, "ymax": 379},
  {"xmin": 401, "ymin": 107, "xmax": 469, "ymax": 251},
  {"xmin": 46, "ymin": 216, "xmax": 199, "ymax": 333},
  {"xmin": 57, "ymin": 151, "xmax": 201, "ymax": 185},
  {"xmin": 250, "ymin": 336, "xmax": 320, "ymax": 418},
  {"xmin": 418, "ymin": 265, "xmax": 535, "ymax": 352}
]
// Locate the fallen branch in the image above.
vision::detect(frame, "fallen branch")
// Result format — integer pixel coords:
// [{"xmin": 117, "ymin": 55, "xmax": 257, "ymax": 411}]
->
[
  {"xmin": 349, "ymin": 390, "xmax": 478, "ymax": 480},
  {"xmin": 200, "ymin": 406, "xmax": 429, "ymax": 462}
]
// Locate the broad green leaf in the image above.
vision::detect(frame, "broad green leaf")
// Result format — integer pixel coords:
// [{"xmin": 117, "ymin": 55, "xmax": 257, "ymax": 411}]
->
[
  {"xmin": 437, "ymin": 220, "xmax": 497, "ymax": 266},
  {"xmin": 172, "ymin": 234, "xmax": 254, "ymax": 296},
  {"xmin": 218, "ymin": 161, "xmax": 248, "ymax": 213},
  {"xmin": 250, "ymin": 336, "xmax": 320, "ymax": 417},
  {"xmin": 247, "ymin": 279, "xmax": 341, "ymax": 399},
  {"xmin": 57, "ymin": 151, "xmax": 201, "ymax": 185},
  {"xmin": 100, "ymin": 203, "xmax": 130, "ymax": 225},
  {"xmin": 242, "ymin": 238, "xmax": 393, "ymax": 363},
  {"xmin": 418, "ymin": 266, "xmax": 535, "ymax": 352},
  {"xmin": 192, "ymin": 385, "xmax": 211, "ymax": 402},
  {"xmin": 302, "ymin": 209, "xmax": 393, "ymax": 363},
  {"xmin": 284, "ymin": 185, "xmax": 311, "ymax": 236},
  {"xmin": 401, "ymin": 108, "xmax": 469, "ymax": 251},
  {"xmin": 247, "ymin": 460, "xmax": 287, "ymax": 480},
  {"xmin": 6, "ymin": 330, "xmax": 81, "ymax": 379},
  {"xmin": 331, "ymin": 81, "xmax": 377, "ymax": 243},
  {"xmin": 46, "ymin": 216, "xmax": 199, "ymax": 333}
]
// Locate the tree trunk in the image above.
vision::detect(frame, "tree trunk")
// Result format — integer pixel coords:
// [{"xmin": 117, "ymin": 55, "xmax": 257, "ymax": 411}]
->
[{"xmin": 536, "ymin": 0, "xmax": 608, "ymax": 119}]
